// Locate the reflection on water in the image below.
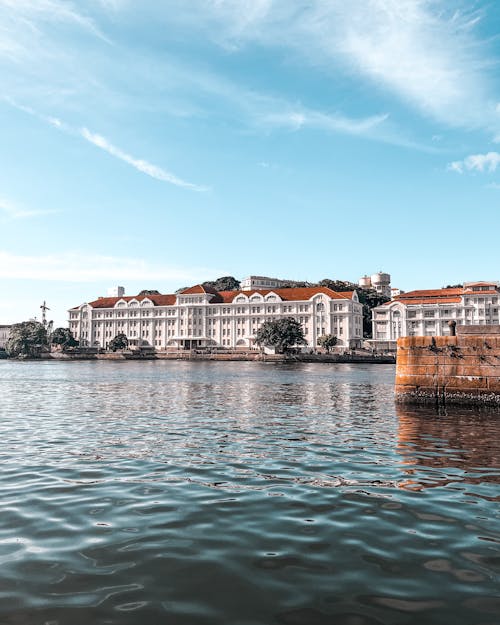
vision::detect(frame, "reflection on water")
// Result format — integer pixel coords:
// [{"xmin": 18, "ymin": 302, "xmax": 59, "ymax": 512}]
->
[
  {"xmin": 397, "ymin": 405, "xmax": 500, "ymax": 494},
  {"xmin": 0, "ymin": 360, "xmax": 499, "ymax": 625}
]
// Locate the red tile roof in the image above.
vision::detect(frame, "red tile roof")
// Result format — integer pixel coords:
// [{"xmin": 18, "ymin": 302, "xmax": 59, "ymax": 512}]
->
[
  {"xmin": 387, "ymin": 284, "xmax": 499, "ymax": 307},
  {"xmin": 218, "ymin": 287, "xmax": 354, "ymax": 303},
  {"xmin": 180, "ymin": 284, "xmax": 219, "ymax": 295},
  {"xmin": 398, "ymin": 288, "xmax": 463, "ymax": 298},
  {"xmin": 386, "ymin": 287, "xmax": 464, "ymax": 306},
  {"xmin": 81, "ymin": 286, "xmax": 354, "ymax": 309},
  {"xmin": 388, "ymin": 297, "xmax": 462, "ymax": 306},
  {"xmin": 87, "ymin": 294, "xmax": 176, "ymax": 308}
]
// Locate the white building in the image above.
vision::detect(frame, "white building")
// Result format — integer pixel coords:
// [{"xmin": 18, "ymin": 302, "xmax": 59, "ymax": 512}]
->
[
  {"xmin": 0, "ymin": 325, "xmax": 11, "ymax": 350},
  {"xmin": 371, "ymin": 281, "xmax": 500, "ymax": 350},
  {"xmin": 69, "ymin": 285, "xmax": 364, "ymax": 351},
  {"xmin": 358, "ymin": 272, "xmax": 392, "ymax": 299},
  {"xmin": 240, "ymin": 276, "xmax": 292, "ymax": 291}
]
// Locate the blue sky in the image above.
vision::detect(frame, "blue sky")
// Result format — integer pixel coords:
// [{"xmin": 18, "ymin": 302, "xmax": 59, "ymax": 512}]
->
[{"xmin": 1, "ymin": 0, "xmax": 500, "ymax": 327}]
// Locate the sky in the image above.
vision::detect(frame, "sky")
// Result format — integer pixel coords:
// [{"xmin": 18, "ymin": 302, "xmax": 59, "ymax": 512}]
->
[{"xmin": 1, "ymin": 0, "xmax": 500, "ymax": 327}]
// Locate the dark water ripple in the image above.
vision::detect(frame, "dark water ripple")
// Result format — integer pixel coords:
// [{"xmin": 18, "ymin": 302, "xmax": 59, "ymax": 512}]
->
[{"xmin": 0, "ymin": 361, "xmax": 499, "ymax": 625}]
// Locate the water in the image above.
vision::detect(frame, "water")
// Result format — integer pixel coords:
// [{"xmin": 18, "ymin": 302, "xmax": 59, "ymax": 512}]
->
[{"xmin": 0, "ymin": 361, "xmax": 499, "ymax": 625}]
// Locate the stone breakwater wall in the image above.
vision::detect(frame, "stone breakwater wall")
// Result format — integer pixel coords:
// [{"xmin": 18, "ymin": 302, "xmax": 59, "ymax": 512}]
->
[{"xmin": 395, "ymin": 326, "xmax": 500, "ymax": 406}]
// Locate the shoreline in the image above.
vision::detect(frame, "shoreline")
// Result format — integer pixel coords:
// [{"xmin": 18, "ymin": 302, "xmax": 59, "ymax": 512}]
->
[{"xmin": 4, "ymin": 351, "xmax": 396, "ymax": 364}]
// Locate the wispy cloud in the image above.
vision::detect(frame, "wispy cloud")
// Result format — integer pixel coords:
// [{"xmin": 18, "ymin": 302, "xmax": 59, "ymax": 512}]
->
[
  {"xmin": 261, "ymin": 109, "xmax": 388, "ymax": 135},
  {"xmin": 1, "ymin": 0, "xmax": 439, "ymax": 151},
  {"xmin": 4, "ymin": 99, "xmax": 207, "ymax": 191},
  {"xmin": 196, "ymin": 0, "xmax": 497, "ymax": 131},
  {"xmin": 80, "ymin": 128, "xmax": 208, "ymax": 191},
  {"xmin": 0, "ymin": 197, "xmax": 57, "ymax": 219},
  {"xmin": 0, "ymin": 0, "xmax": 111, "ymax": 45},
  {"xmin": 448, "ymin": 152, "xmax": 500, "ymax": 174},
  {"xmin": 0, "ymin": 250, "xmax": 223, "ymax": 282}
]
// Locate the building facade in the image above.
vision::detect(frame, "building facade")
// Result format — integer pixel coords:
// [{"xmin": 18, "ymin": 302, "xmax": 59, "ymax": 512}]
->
[
  {"xmin": 0, "ymin": 325, "xmax": 11, "ymax": 350},
  {"xmin": 371, "ymin": 282, "xmax": 500, "ymax": 349},
  {"xmin": 240, "ymin": 276, "xmax": 291, "ymax": 291},
  {"xmin": 69, "ymin": 285, "xmax": 363, "ymax": 350}
]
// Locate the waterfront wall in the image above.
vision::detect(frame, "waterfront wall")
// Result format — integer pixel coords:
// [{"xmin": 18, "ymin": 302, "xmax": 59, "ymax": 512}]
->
[
  {"xmin": 46, "ymin": 350, "xmax": 394, "ymax": 364},
  {"xmin": 395, "ymin": 326, "xmax": 500, "ymax": 406}
]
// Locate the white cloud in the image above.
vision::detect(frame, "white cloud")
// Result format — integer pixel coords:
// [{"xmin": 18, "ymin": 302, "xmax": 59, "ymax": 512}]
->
[
  {"xmin": 0, "ymin": 197, "xmax": 57, "ymax": 219},
  {"xmin": 80, "ymin": 128, "xmax": 208, "ymax": 191},
  {"xmin": 209, "ymin": 0, "xmax": 272, "ymax": 38},
  {"xmin": 0, "ymin": 1, "xmax": 436, "ymax": 151},
  {"xmin": 448, "ymin": 152, "xmax": 500, "ymax": 174},
  {"xmin": 4, "ymin": 99, "xmax": 207, "ymax": 191},
  {"xmin": 196, "ymin": 0, "xmax": 496, "ymax": 130},
  {"xmin": 0, "ymin": 0, "xmax": 110, "ymax": 43},
  {"xmin": 262, "ymin": 109, "xmax": 388, "ymax": 135},
  {"xmin": 0, "ymin": 251, "xmax": 221, "ymax": 282}
]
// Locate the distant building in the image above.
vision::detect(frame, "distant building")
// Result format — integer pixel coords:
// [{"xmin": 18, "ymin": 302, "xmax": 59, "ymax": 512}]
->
[
  {"xmin": 107, "ymin": 286, "xmax": 125, "ymax": 298},
  {"xmin": 371, "ymin": 281, "xmax": 500, "ymax": 350},
  {"xmin": 69, "ymin": 284, "xmax": 364, "ymax": 350},
  {"xmin": 358, "ymin": 272, "xmax": 392, "ymax": 299},
  {"xmin": 240, "ymin": 276, "xmax": 292, "ymax": 291},
  {"xmin": 0, "ymin": 325, "xmax": 11, "ymax": 350}
]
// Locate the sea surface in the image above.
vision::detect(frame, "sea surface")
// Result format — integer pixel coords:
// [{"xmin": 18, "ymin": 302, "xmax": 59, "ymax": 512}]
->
[{"xmin": 0, "ymin": 360, "xmax": 499, "ymax": 625}]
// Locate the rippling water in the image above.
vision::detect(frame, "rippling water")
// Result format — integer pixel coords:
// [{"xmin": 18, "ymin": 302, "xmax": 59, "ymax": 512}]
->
[{"xmin": 0, "ymin": 361, "xmax": 499, "ymax": 625}]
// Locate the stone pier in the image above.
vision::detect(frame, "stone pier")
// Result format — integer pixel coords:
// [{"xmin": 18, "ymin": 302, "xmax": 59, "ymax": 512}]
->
[{"xmin": 395, "ymin": 326, "xmax": 500, "ymax": 406}]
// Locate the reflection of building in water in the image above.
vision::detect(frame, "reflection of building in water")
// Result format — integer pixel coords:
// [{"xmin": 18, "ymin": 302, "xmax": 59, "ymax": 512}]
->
[{"xmin": 396, "ymin": 405, "xmax": 500, "ymax": 491}]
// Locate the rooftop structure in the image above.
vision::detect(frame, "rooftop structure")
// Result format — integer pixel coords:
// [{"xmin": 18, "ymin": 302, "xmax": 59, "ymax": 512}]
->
[
  {"xmin": 107, "ymin": 286, "xmax": 125, "ymax": 298},
  {"xmin": 240, "ymin": 276, "xmax": 291, "ymax": 291},
  {"xmin": 358, "ymin": 271, "xmax": 392, "ymax": 299}
]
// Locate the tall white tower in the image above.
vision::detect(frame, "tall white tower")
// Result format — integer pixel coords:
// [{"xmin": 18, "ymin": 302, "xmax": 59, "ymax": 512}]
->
[
  {"xmin": 370, "ymin": 272, "xmax": 391, "ymax": 298},
  {"xmin": 358, "ymin": 275, "xmax": 372, "ymax": 289}
]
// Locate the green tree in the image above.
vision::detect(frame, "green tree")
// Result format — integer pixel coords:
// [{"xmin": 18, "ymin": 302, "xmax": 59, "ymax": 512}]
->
[
  {"xmin": 138, "ymin": 289, "xmax": 161, "ymax": 296},
  {"xmin": 50, "ymin": 327, "xmax": 79, "ymax": 348},
  {"xmin": 108, "ymin": 333, "xmax": 129, "ymax": 351},
  {"xmin": 317, "ymin": 279, "xmax": 357, "ymax": 292},
  {"xmin": 203, "ymin": 276, "xmax": 241, "ymax": 291},
  {"xmin": 278, "ymin": 280, "xmax": 312, "ymax": 288},
  {"xmin": 356, "ymin": 289, "xmax": 390, "ymax": 337},
  {"xmin": 6, "ymin": 321, "xmax": 48, "ymax": 358},
  {"xmin": 255, "ymin": 318, "xmax": 306, "ymax": 354},
  {"xmin": 317, "ymin": 334, "xmax": 338, "ymax": 353}
]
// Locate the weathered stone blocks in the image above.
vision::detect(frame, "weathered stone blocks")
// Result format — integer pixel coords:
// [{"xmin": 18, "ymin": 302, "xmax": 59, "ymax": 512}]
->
[{"xmin": 395, "ymin": 327, "xmax": 500, "ymax": 406}]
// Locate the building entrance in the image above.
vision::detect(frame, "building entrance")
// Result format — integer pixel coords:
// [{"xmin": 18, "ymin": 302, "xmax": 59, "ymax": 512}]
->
[{"xmin": 181, "ymin": 339, "xmax": 200, "ymax": 350}]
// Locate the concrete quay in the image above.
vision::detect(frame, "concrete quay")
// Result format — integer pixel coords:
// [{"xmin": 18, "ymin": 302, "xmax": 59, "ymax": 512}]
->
[
  {"xmin": 47, "ymin": 349, "xmax": 395, "ymax": 364},
  {"xmin": 395, "ymin": 326, "xmax": 500, "ymax": 406}
]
